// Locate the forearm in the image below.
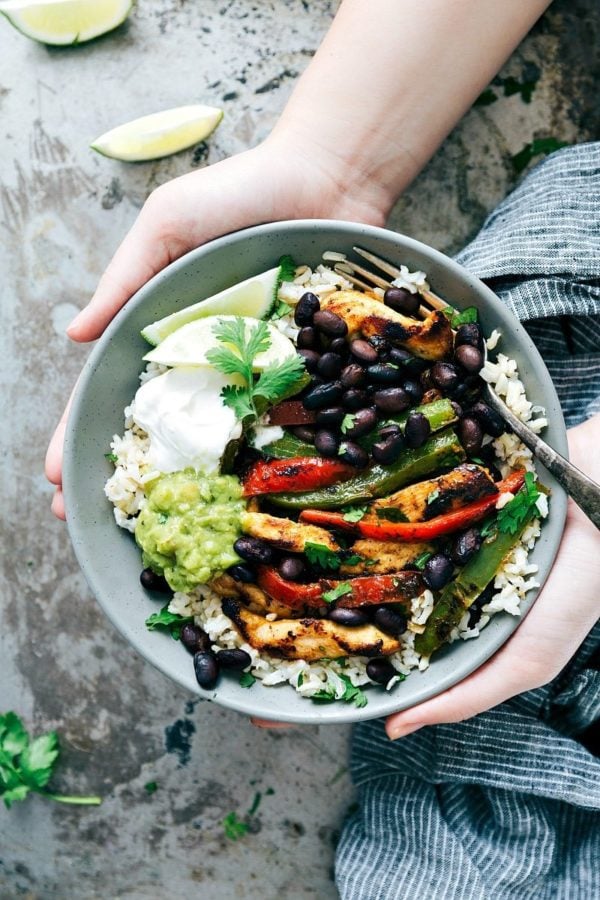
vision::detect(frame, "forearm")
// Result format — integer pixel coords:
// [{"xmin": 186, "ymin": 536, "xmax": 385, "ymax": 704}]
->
[{"xmin": 271, "ymin": 0, "xmax": 552, "ymax": 214}]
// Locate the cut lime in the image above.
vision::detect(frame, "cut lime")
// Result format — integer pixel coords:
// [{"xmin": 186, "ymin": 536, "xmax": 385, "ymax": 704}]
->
[
  {"xmin": 90, "ymin": 105, "xmax": 223, "ymax": 163},
  {"xmin": 141, "ymin": 265, "xmax": 284, "ymax": 346},
  {"xmin": 0, "ymin": 0, "xmax": 133, "ymax": 45},
  {"xmin": 143, "ymin": 316, "xmax": 297, "ymax": 371}
]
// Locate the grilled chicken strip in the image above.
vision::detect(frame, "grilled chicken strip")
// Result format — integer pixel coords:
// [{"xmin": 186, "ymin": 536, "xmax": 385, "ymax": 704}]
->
[
  {"xmin": 339, "ymin": 539, "xmax": 434, "ymax": 576},
  {"xmin": 372, "ymin": 463, "xmax": 497, "ymax": 522},
  {"xmin": 321, "ymin": 290, "xmax": 453, "ymax": 360},
  {"xmin": 222, "ymin": 597, "xmax": 401, "ymax": 660},
  {"xmin": 241, "ymin": 512, "xmax": 340, "ymax": 553}
]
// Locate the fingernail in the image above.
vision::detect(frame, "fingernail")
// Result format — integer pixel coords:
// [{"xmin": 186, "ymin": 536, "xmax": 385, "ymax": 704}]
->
[
  {"xmin": 66, "ymin": 309, "xmax": 85, "ymax": 335},
  {"xmin": 387, "ymin": 721, "xmax": 424, "ymax": 741}
]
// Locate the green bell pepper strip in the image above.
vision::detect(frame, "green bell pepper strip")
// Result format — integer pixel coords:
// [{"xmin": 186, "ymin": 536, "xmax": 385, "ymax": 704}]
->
[
  {"xmin": 269, "ymin": 428, "xmax": 466, "ymax": 510},
  {"xmin": 262, "ymin": 398, "xmax": 457, "ymax": 460},
  {"xmin": 414, "ymin": 503, "xmax": 539, "ymax": 658}
]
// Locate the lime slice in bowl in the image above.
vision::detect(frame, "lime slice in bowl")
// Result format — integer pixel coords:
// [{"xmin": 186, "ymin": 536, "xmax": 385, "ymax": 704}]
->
[
  {"xmin": 91, "ymin": 105, "xmax": 223, "ymax": 162},
  {"xmin": 141, "ymin": 265, "xmax": 286, "ymax": 346},
  {"xmin": 143, "ymin": 316, "xmax": 297, "ymax": 371},
  {"xmin": 0, "ymin": 0, "xmax": 133, "ymax": 45}
]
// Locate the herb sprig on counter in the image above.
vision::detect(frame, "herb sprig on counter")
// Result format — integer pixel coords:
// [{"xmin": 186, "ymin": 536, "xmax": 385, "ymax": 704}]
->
[{"xmin": 206, "ymin": 317, "xmax": 306, "ymax": 424}]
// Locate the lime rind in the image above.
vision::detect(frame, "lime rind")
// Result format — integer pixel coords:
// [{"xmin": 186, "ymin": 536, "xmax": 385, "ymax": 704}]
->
[
  {"xmin": 0, "ymin": 0, "xmax": 133, "ymax": 45},
  {"xmin": 141, "ymin": 265, "xmax": 285, "ymax": 347}
]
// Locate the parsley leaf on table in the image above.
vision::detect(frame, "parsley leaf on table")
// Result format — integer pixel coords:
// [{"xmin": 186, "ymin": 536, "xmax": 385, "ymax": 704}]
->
[
  {"xmin": 223, "ymin": 811, "xmax": 250, "ymax": 841},
  {"xmin": 497, "ymin": 472, "xmax": 541, "ymax": 535},
  {"xmin": 0, "ymin": 712, "xmax": 101, "ymax": 809}
]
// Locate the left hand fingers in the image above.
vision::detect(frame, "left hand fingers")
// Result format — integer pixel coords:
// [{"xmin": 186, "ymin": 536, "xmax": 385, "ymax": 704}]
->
[{"xmin": 251, "ymin": 718, "xmax": 293, "ymax": 729}]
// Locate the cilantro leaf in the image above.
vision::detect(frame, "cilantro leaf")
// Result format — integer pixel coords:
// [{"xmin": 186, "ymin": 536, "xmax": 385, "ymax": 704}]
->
[
  {"xmin": 322, "ymin": 582, "xmax": 353, "ymax": 604},
  {"xmin": 0, "ymin": 712, "xmax": 29, "ymax": 756},
  {"xmin": 239, "ymin": 672, "xmax": 256, "ymax": 689},
  {"xmin": 343, "ymin": 553, "xmax": 365, "ymax": 567},
  {"xmin": 223, "ymin": 811, "xmax": 249, "ymax": 841},
  {"xmin": 253, "ymin": 354, "xmax": 306, "ymax": 407},
  {"xmin": 480, "ymin": 518, "xmax": 498, "ymax": 539},
  {"xmin": 497, "ymin": 473, "xmax": 541, "ymax": 535},
  {"xmin": 278, "ymin": 254, "xmax": 297, "ymax": 282},
  {"xmin": 413, "ymin": 551, "xmax": 433, "ymax": 571},
  {"xmin": 341, "ymin": 413, "xmax": 355, "ymax": 434},
  {"xmin": 442, "ymin": 306, "xmax": 479, "ymax": 328},
  {"xmin": 270, "ymin": 300, "xmax": 294, "ymax": 321},
  {"xmin": 341, "ymin": 505, "xmax": 368, "ymax": 523},
  {"xmin": 312, "ymin": 673, "xmax": 368, "ymax": 708},
  {"xmin": 145, "ymin": 606, "xmax": 193, "ymax": 640},
  {"xmin": 304, "ymin": 542, "xmax": 341, "ymax": 571},
  {"xmin": 19, "ymin": 733, "xmax": 59, "ymax": 789},
  {"xmin": 375, "ymin": 507, "xmax": 409, "ymax": 523},
  {"xmin": 427, "ymin": 489, "xmax": 440, "ymax": 505},
  {"xmin": 220, "ymin": 384, "xmax": 256, "ymax": 422},
  {"xmin": 104, "ymin": 452, "xmax": 118, "ymax": 463}
]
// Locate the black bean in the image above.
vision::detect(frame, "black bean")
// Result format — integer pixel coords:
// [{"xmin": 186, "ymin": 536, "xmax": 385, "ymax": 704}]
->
[
  {"xmin": 373, "ymin": 386, "xmax": 410, "ymax": 414},
  {"xmin": 314, "ymin": 429, "xmax": 340, "ymax": 457},
  {"xmin": 452, "ymin": 528, "xmax": 483, "ymax": 566},
  {"xmin": 343, "ymin": 407, "xmax": 378, "ymax": 439},
  {"xmin": 350, "ymin": 339, "xmax": 378, "ymax": 365},
  {"xmin": 279, "ymin": 556, "xmax": 307, "ymax": 581},
  {"xmin": 297, "ymin": 349, "xmax": 320, "ymax": 374},
  {"xmin": 368, "ymin": 334, "xmax": 390, "ymax": 354},
  {"xmin": 313, "ymin": 309, "xmax": 348, "ymax": 337},
  {"xmin": 317, "ymin": 352, "xmax": 343, "ymax": 380},
  {"xmin": 378, "ymin": 423, "xmax": 402, "ymax": 439},
  {"xmin": 303, "ymin": 381, "xmax": 343, "ymax": 410},
  {"xmin": 420, "ymin": 368, "xmax": 435, "ymax": 391},
  {"xmin": 387, "ymin": 347, "xmax": 412, "ymax": 367},
  {"xmin": 366, "ymin": 657, "xmax": 398, "ymax": 685},
  {"xmin": 294, "ymin": 291, "xmax": 320, "ymax": 326},
  {"xmin": 404, "ymin": 411, "xmax": 431, "ymax": 448},
  {"xmin": 233, "ymin": 536, "xmax": 274, "ymax": 565},
  {"xmin": 341, "ymin": 363, "xmax": 367, "ymax": 389},
  {"xmin": 342, "ymin": 388, "xmax": 369, "ymax": 411},
  {"xmin": 338, "ymin": 441, "xmax": 369, "ymax": 468},
  {"xmin": 423, "ymin": 553, "xmax": 454, "ymax": 590},
  {"xmin": 402, "ymin": 378, "xmax": 424, "ymax": 405},
  {"xmin": 373, "ymin": 607, "xmax": 408, "ymax": 637},
  {"xmin": 181, "ymin": 624, "xmax": 210, "ymax": 655},
  {"xmin": 366, "ymin": 364, "xmax": 405, "ymax": 385},
  {"xmin": 455, "ymin": 322, "xmax": 483, "ymax": 350},
  {"xmin": 315, "ymin": 406, "xmax": 345, "ymax": 427},
  {"xmin": 140, "ymin": 567, "xmax": 171, "ymax": 593},
  {"xmin": 193, "ymin": 651, "xmax": 219, "ymax": 690},
  {"xmin": 431, "ymin": 361, "xmax": 460, "ymax": 392},
  {"xmin": 455, "ymin": 344, "xmax": 483, "ymax": 374},
  {"xmin": 328, "ymin": 607, "xmax": 370, "ymax": 627},
  {"xmin": 372, "ymin": 434, "xmax": 405, "ymax": 465},
  {"xmin": 470, "ymin": 400, "xmax": 505, "ymax": 438},
  {"xmin": 297, "ymin": 326, "xmax": 319, "ymax": 350},
  {"xmin": 291, "ymin": 425, "xmax": 316, "ymax": 443},
  {"xmin": 228, "ymin": 563, "xmax": 256, "ymax": 583},
  {"xmin": 384, "ymin": 286, "xmax": 421, "ymax": 316},
  {"xmin": 216, "ymin": 648, "xmax": 253, "ymax": 670},
  {"xmin": 457, "ymin": 415, "xmax": 483, "ymax": 455},
  {"xmin": 450, "ymin": 382, "xmax": 469, "ymax": 401},
  {"xmin": 450, "ymin": 401, "xmax": 463, "ymax": 419},
  {"xmin": 330, "ymin": 337, "xmax": 348, "ymax": 355}
]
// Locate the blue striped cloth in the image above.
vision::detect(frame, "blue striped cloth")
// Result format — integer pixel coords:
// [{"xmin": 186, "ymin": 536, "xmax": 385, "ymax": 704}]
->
[{"xmin": 335, "ymin": 143, "xmax": 600, "ymax": 900}]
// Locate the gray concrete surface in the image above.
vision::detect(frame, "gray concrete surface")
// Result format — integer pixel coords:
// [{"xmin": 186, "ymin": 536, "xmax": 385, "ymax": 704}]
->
[{"xmin": 0, "ymin": 1, "xmax": 598, "ymax": 897}]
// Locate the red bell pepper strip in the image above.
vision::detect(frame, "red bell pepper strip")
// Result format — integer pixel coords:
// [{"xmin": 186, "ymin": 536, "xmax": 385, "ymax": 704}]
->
[
  {"xmin": 257, "ymin": 567, "xmax": 420, "ymax": 610},
  {"xmin": 299, "ymin": 470, "xmax": 526, "ymax": 542},
  {"xmin": 243, "ymin": 456, "xmax": 356, "ymax": 496}
]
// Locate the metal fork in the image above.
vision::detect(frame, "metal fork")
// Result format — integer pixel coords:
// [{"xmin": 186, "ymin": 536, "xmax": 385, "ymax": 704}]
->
[{"xmin": 331, "ymin": 246, "xmax": 600, "ymax": 529}]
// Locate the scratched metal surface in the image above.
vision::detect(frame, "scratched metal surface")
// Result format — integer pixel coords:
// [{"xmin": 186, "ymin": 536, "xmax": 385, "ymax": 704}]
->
[{"xmin": 0, "ymin": 1, "xmax": 598, "ymax": 897}]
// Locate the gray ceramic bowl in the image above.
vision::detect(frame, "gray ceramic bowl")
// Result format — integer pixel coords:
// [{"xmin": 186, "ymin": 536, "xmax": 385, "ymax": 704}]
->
[{"xmin": 64, "ymin": 220, "xmax": 568, "ymax": 724}]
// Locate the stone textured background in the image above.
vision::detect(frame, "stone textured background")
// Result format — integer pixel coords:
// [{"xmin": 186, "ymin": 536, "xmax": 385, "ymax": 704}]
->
[{"xmin": 0, "ymin": 1, "xmax": 598, "ymax": 897}]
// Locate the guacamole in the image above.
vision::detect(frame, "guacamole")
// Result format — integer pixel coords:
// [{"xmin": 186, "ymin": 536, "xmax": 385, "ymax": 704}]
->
[{"xmin": 135, "ymin": 469, "xmax": 245, "ymax": 592}]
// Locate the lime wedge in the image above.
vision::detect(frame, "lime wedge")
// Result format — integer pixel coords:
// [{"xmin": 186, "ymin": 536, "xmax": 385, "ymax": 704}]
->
[
  {"xmin": 143, "ymin": 316, "xmax": 297, "ymax": 371},
  {"xmin": 0, "ymin": 0, "xmax": 133, "ymax": 45},
  {"xmin": 90, "ymin": 105, "xmax": 223, "ymax": 162},
  {"xmin": 141, "ymin": 265, "xmax": 284, "ymax": 346}
]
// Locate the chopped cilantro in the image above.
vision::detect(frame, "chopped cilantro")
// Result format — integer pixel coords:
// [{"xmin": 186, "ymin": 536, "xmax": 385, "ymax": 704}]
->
[
  {"xmin": 239, "ymin": 672, "xmax": 256, "ymax": 689},
  {"xmin": 304, "ymin": 542, "xmax": 341, "ymax": 571},
  {"xmin": 270, "ymin": 299, "xmax": 294, "ymax": 320},
  {"xmin": 497, "ymin": 473, "xmax": 541, "ymax": 535},
  {"xmin": 341, "ymin": 413, "xmax": 356, "ymax": 434},
  {"xmin": 104, "ymin": 452, "xmax": 118, "ymax": 463},
  {"xmin": 144, "ymin": 781, "xmax": 158, "ymax": 795},
  {"xmin": 375, "ymin": 507, "xmax": 409, "ymax": 523},
  {"xmin": 247, "ymin": 791, "xmax": 262, "ymax": 816},
  {"xmin": 338, "ymin": 442, "xmax": 349, "ymax": 457},
  {"xmin": 442, "ymin": 306, "xmax": 479, "ymax": 328},
  {"xmin": 342, "ymin": 504, "xmax": 369, "ymax": 523},
  {"xmin": 223, "ymin": 811, "xmax": 249, "ymax": 841},
  {"xmin": 413, "ymin": 551, "xmax": 433, "ymax": 571},
  {"xmin": 297, "ymin": 673, "xmax": 304, "ymax": 687},
  {"xmin": 480, "ymin": 518, "xmax": 498, "ymax": 539},
  {"xmin": 322, "ymin": 582, "xmax": 353, "ymax": 604},
  {"xmin": 0, "ymin": 712, "xmax": 101, "ymax": 809},
  {"xmin": 145, "ymin": 606, "xmax": 193, "ymax": 640},
  {"xmin": 427, "ymin": 489, "xmax": 440, "ymax": 505},
  {"xmin": 311, "ymin": 674, "xmax": 368, "ymax": 708},
  {"xmin": 343, "ymin": 553, "xmax": 365, "ymax": 567},
  {"xmin": 278, "ymin": 254, "xmax": 297, "ymax": 282}
]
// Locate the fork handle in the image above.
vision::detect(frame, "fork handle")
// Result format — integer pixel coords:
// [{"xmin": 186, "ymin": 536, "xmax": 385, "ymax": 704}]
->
[{"xmin": 485, "ymin": 391, "xmax": 600, "ymax": 530}]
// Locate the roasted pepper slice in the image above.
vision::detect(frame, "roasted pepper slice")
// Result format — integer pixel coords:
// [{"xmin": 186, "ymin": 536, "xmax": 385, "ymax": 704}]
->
[
  {"xmin": 256, "ymin": 566, "xmax": 421, "ymax": 610},
  {"xmin": 243, "ymin": 457, "xmax": 356, "ymax": 496}
]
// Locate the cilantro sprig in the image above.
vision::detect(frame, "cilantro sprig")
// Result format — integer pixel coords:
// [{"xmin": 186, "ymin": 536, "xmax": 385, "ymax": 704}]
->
[
  {"xmin": 497, "ymin": 472, "xmax": 541, "ymax": 535},
  {"xmin": 206, "ymin": 317, "xmax": 306, "ymax": 425},
  {"xmin": 0, "ymin": 712, "xmax": 101, "ymax": 809},
  {"xmin": 341, "ymin": 504, "xmax": 368, "ymax": 523},
  {"xmin": 312, "ymin": 673, "xmax": 368, "ymax": 708},
  {"xmin": 304, "ymin": 542, "xmax": 341, "ymax": 571},
  {"xmin": 441, "ymin": 306, "xmax": 479, "ymax": 328},
  {"xmin": 145, "ymin": 606, "xmax": 193, "ymax": 640}
]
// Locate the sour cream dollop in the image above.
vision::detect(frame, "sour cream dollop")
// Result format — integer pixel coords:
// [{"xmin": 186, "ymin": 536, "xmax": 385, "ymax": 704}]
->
[{"xmin": 131, "ymin": 366, "xmax": 242, "ymax": 474}]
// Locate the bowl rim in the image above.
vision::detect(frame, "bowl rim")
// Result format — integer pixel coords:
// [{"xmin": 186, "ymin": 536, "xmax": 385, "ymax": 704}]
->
[{"xmin": 64, "ymin": 218, "xmax": 568, "ymax": 725}]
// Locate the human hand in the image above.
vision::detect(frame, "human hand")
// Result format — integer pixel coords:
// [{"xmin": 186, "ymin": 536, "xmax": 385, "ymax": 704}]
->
[
  {"xmin": 45, "ymin": 135, "xmax": 390, "ymax": 519},
  {"xmin": 386, "ymin": 414, "xmax": 600, "ymax": 739}
]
